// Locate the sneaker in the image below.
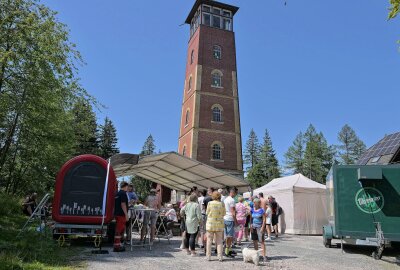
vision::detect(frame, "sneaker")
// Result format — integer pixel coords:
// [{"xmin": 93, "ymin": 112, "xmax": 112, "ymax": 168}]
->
[
  {"xmin": 206, "ymin": 256, "xmax": 211, "ymax": 261},
  {"xmin": 266, "ymin": 237, "xmax": 271, "ymax": 241},
  {"xmin": 243, "ymin": 238, "xmax": 248, "ymax": 242},
  {"xmin": 218, "ymin": 257, "xmax": 223, "ymax": 262},
  {"xmin": 180, "ymin": 244, "xmax": 184, "ymax": 249}
]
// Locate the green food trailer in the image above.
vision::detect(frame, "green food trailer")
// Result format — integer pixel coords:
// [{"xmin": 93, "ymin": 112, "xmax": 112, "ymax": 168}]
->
[{"xmin": 323, "ymin": 165, "xmax": 400, "ymax": 259}]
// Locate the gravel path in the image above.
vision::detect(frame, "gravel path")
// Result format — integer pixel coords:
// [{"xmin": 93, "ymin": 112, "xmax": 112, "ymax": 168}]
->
[{"xmin": 84, "ymin": 235, "xmax": 399, "ymax": 270}]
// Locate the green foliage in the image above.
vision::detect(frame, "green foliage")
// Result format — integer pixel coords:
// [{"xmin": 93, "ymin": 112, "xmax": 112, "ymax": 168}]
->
[
  {"xmin": 0, "ymin": 193, "xmax": 83, "ymax": 270},
  {"xmin": 389, "ymin": 0, "xmax": 400, "ymax": 19},
  {"xmin": 284, "ymin": 132, "xmax": 306, "ymax": 174},
  {"xmin": 0, "ymin": 0, "xmax": 119, "ymax": 196},
  {"xmin": 285, "ymin": 125, "xmax": 335, "ymax": 183},
  {"xmin": 130, "ymin": 134, "xmax": 157, "ymax": 201},
  {"xmin": 140, "ymin": 134, "xmax": 156, "ymax": 156},
  {"xmin": 98, "ymin": 117, "xmax": 119, "ymax": 159},
  {"xmin": 243, "ymin": 128, "xmax": 260, "ymax": 170},
  {"xmin": 337, "ymin": 124, "xmax": 366, "ymax": 165},
  {"xmin": 72, "ymin": 100, "xmax": 99, "ymax": 156},
  {"xmin": 245, "ymin": 129, "xmax": 280, "ymax": 189}
]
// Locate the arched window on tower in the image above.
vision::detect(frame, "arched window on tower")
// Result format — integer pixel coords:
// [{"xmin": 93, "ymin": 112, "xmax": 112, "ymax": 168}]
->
[
  {"xmin": 212, "ymin": 106, "xmax": 222, "ymax": 122},
  {"xmin": 191, "ymin": 50, "xmax": 194, "ymax": 64},
  {"xmin": 212, "ymin": 144, "xmax": 222, "ymax": 160},
  {"xmin": 211, "ymin": 70, "xmax": 222, "ymax": 88},
  {"xmin": 213, "ymin": 45, "xmax": 222, "ymax": 60},
  {"xmin": 188, "ymin": 76, "xmax": 192, "ymax": 91},
  {"xmin": 185, "ymin": 110, "xmax": 190, "ymax": 126},
  {"xmin": 182, "ymin": 145, "xmax": 187, "ymax": 156}
]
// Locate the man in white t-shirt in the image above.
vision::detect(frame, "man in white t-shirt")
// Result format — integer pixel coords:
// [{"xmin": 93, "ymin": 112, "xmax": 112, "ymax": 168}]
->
[{"xmin": 223, "ymin": 187, "xmax": 238, "ymax": 257}]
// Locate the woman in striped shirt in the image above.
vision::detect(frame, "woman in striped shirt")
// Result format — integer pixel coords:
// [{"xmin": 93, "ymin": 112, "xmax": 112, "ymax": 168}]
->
[{"xmin": 205, "ymin": 191, "xmax": 226, "ymax": 262}]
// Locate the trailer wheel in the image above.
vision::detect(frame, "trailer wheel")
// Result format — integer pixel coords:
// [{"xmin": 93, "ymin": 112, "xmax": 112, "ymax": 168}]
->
[{"xmin": 323, "ymin": 237, "xmax": 332, "ymax": 248}]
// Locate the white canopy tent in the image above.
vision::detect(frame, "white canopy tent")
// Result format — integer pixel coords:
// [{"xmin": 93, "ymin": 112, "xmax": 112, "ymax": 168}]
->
[
  {"xmin": 253, "ymin": 174, "xmax": 328, "ymax": 235},
  {"xmin": 111, "ymin": 152, "xmax": 250, "ymax": 192}
]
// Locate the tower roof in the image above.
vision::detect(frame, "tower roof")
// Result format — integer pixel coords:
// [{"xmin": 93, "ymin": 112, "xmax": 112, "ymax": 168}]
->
[{"xmin": 185, "ymin": 0, "xmax": 239, "ymax": 24}]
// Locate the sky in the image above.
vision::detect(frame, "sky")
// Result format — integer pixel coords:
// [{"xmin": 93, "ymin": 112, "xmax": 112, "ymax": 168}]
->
[{"xmin": 42, "ymin": 0, "xmax": 400, "ymax": 164}]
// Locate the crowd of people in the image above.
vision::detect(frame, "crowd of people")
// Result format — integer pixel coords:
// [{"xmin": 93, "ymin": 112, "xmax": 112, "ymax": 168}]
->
[
  {"xmin": 113, "ymin": 181, "xmax": 282, "ymax": 260},
  {"xmin": 179, "ymin": 186, "xmax": 282, "ymax": 263}
]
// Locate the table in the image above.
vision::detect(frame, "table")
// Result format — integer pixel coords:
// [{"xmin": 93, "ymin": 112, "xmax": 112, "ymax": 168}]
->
[{"xmin": 129, "ymin": 207, "xmax": 157, "ymax": 251}]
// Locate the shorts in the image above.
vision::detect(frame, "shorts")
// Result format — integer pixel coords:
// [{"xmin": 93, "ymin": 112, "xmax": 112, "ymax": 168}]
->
[
  {"xmin": 180, "ymin": 220, "xmax": 186, "ymax": 232},
  {"xmin": 251, "ymin": 227, "xmax": 265, "ymax": 242},
  {"xmin": 143, "ymin": 211, "xmax": 158, "ymax": 227},
  {"xmin": 272, "ymin": 214, "xmax": 279, "ymax": 226},
  {"xmin": 224, "ymin": 220, "xmax": 235, "ymax": 238},
  {"xmin": 245, "ymin": 215, "xmax": 251, "ymax": 228}
]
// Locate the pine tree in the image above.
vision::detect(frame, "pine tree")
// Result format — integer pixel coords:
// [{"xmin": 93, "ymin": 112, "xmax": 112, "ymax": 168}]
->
[
  {"xmin": 303, "ymin": 125, "xmax": 335, "ymax": 183},
  {"xmin": 244, "ymin": 129, "xmax": 260, "ymax": 170},
  {"xmin": 284, "ymin": 132, "xmax": 306, "ymax": 175},
  {"xmin": 140, "ymin": 134, "xmax": 156, "ymax": 156},
  {"xmin": 72, "ymin": 99, "xmax": 99, "ymax": 156},
  {"xmin": 258, "ymin": 129, "xmax": 280, "ymax": 182},
  {"xmin": 98, "ymin": 117, "xmax": 119, "ymax": 159},
  {"xmin": 131, "ymin": 134, "xmax": 157, "ymax": 200},
  {"xmin": 337, "ymin": 124, "xmax": 366, "ymax": 164}
]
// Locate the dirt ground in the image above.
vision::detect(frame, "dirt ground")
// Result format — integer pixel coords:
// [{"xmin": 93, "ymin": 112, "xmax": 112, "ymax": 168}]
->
[{"xmin": 83, "ymin": 235, "xmax": 400, "ymax": 270}]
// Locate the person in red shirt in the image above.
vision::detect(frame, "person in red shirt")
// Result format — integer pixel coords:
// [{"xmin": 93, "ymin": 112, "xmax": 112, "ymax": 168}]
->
[{"xmin": 113, "ymin": 181, "xmax": 129, "ymax": 252}]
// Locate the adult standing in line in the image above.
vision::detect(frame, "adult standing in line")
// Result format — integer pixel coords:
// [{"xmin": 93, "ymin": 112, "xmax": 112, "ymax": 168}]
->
[
  {"xmin": 143, "ymin": 188, "xmax": 161, "ymax": 243},
  {"xmin": 126, "ymin": 184, "xmax": 138, "ymax": 241},
  {"xmin": 205, "ymin": 191, "xmax": 225, "ymax": 262},
  {"xmin": 197, "ymin": 189, "xmax": 206, "ymax": 249},
  {"xmin": 113, "ymin": 181, "xmax": 129, "ymax": 252},
  {"xmin": 180, "ymin": 193, "xmax": 201, "ymax": 256},
  {"xmin": 234, "ymin": 196, "xmax": 247, "ymax": 245},
  {"xmin": 223, "ymin": 187, "xmax": 237, "ymax": 258},
  {"xmin": 259, "ymin": 192, "xmax": 267, "ymax": 210},
  {"xmin": 250, "ymin": 198, "xmax": 267, "ymax": 263},
  {"xmin": 243, "ymin": 195, "xmax": 254, "ymax": 242},
  {"xmin": 270, "ymin": 197, "xmax": 280, "ymax": 238},
  {"xmin": 265, "ymin": 202, "xmax": 272, "ymax": 241},
  {"xmin": 202, "ymin": 187, "xmax": 215, "ymax": 252},
  {"xmin": 179, "ymin": 192, "xmax": 190, "ymax": 249}
]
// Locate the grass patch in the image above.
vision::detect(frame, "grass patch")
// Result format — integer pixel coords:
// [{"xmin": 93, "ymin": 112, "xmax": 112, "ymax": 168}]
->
[{"xmin": 0, "ymin": 193, "xmax": 85, "ymax": 270}]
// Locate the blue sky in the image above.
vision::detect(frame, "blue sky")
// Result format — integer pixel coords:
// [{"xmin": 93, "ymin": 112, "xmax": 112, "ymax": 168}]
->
[{"xmin": 42, "ymin": 0, "xmax": 400, "ymax": 164}]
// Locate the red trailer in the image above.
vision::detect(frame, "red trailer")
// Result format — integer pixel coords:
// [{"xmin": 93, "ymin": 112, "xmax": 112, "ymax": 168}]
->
[{"xmin": 52, "ymin": 155, "xmax": 117, "ymax": 246}]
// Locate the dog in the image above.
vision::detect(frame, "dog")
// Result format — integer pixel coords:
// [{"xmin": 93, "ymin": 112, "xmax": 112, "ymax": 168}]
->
[{"xmin": 242, "ymin": 247, "xmax": 261, "ymax": 266}]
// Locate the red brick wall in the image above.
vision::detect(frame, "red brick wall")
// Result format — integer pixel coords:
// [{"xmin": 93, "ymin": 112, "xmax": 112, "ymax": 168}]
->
[{"xmin": 197, "ymin": 131, "xmax": 238, "ymax": 170}]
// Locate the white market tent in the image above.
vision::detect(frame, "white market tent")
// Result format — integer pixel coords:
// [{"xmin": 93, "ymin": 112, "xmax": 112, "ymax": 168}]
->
[
  {"xmin": 253, "ymin": 174, "xmax": 328, "ymax": 235},
  {"xmin": 112, "ymin": 152, "xmax": 250, "ymax": 192}
]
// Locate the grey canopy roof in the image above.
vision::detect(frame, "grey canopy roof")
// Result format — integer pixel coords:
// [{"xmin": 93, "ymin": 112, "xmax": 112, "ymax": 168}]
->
[{"xmin": 111, "ymin": 152, "xmax": 249, "ymax": 192}]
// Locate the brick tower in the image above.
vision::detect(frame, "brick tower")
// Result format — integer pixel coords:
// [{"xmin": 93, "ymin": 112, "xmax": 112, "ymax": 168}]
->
[{"xmin": 178, "ymin": 0, "xmax": 243, "ymax": 177}]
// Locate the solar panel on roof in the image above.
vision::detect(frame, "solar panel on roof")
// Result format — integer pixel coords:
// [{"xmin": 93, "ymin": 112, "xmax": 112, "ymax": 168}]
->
[{"xmin": 357, "ymin": 132, "xmax": 400, "ymax": 165}]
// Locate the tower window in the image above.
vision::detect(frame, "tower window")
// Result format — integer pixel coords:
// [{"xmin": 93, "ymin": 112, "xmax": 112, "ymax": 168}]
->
[
  {"xmin": 188, "ymin": 76, "xmax": 192, "ymax": 91},
  {"xmin": 185, "ymin": 110, "xmax": 190, "ymax": 126},
  {"xmin": 213, "ymin": 45, "xmax": 222, "ymax": 60},
  {"xmin": 212, "ymin": 144, "xmax": 222, "ymax": 160},
  {"xmin": 223, "ymin": 18, "xmax": 232, "ymax": 31},
  {"xmin": 203, "ymin": 5, "xmax": 211, "ymax": 12},
  {"xmin": 212, "ymin": 7, "xmax": 221, "ymax": 15},
  {"xmin": 212, "ymin": 106, "xmax": 222, "ymax": 122},
  {"xmin": 212, "ymin": 15, "xmax": 221, "ymax": 28},
  {"xmin": 190, "ymin": 50, "xmax": 194, "ymax": 64},
  {"xmin": 203, "ymin": 13, "xmax": 211, "ymax": 26},
  {"xmin": 182, "ymin": 146, "xmax": 187, "ymax": 156},
  {"xmin": 211, "ymin": 71, "xmax": 222, "ymax": 87}
]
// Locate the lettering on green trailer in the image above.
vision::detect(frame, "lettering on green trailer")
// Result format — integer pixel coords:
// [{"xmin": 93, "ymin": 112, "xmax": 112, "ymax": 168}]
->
[{"xmin": 355, "ymin": 187, "xmax": 384, "ymax": 214}]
